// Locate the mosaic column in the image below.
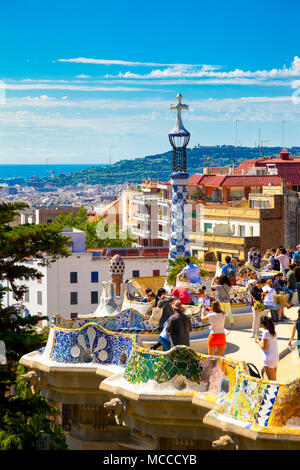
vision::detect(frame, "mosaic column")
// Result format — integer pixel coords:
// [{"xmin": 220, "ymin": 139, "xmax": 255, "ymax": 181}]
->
[
  {"xmin": 169, "ymin": 173, "xmax": 190, "ymax": 259},
  {"xmin": 168, "ymin": 93, "xmax": 191, "ymax": 261}
]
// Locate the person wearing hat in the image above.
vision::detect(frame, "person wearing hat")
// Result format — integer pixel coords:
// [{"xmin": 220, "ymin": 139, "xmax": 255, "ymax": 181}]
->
[{"xmin": 167, "ymin": 300, "xmax": 192, "ymax": 347}]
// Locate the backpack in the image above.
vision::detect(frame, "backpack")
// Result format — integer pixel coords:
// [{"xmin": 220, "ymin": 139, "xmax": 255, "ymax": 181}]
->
[
  {"xmin": 250, "ymin": 253, "xmax": 261, "ymax": 269},
  {"xmin": 270, "ymin": 256, "xmax": 280, "ymax": 271},
  {"xmin": 225, "ymin": 265, "xmax": 236, "ymax": 283}
]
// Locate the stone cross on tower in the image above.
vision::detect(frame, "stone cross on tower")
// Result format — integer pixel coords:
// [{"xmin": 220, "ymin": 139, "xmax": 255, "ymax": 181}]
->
[
  {"xmin": 167, "ymin": 93, "xmax": 191, "ymax": 262},
  {"xmin": 170, "ymin": 93, "xmax": 189, "ymax": 136}
]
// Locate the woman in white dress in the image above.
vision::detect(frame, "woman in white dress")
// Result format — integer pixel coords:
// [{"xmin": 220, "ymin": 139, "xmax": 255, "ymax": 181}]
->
[{"xmin": 255, "ymin": 315, "xmax": 279, "ymax": 381}]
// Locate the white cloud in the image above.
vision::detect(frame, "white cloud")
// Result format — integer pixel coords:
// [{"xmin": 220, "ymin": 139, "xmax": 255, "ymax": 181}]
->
[
  {"xmin": 58, "ymin": 57, "xmax": 188, "ymax": 66},
  {"xmin": 104, "ymin": 57, "xmax": 300, "ymax": 83}
]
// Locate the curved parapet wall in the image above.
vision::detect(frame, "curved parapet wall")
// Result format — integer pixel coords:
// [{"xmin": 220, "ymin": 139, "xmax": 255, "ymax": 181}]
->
[
  {"xmin": 116, "ymin": 338, "xmax": 300, "ymax": 440},
  {"xmin": 122, "ymin": 293, "xmax": 155, "ymax": 316},
  {"xmin": 52, "ymin": 309, "xmax": 207, "ymax": 333},
  {"xmin": 123, "ymin": 337, "xmax": 246, "ymax": 402},
  {"xmin": 48, "ymin": 323, "xmax": 133, "ymax": 366},
  {"xmin": 203, "ymin": 371, "xmax": 300, "ymax": 437},
  {"xmin": 98, "ymin": 308, "xmax": 154, "ymax": 331}
]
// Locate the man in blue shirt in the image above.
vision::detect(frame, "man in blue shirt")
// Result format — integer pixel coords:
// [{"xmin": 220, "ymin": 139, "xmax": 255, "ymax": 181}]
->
[
  {"xmin": 221, "ymin": 256, "xmax": 237, "ymax": 284},
  {"xmin": 293, "ymin": 245, "xmax": 300, "ymax": 266}
]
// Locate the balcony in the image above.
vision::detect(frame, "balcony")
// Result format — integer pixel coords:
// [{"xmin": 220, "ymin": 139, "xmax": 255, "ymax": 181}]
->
[
  {"xmin": 157, "ymin": 197, "xmax": 171, "ymax": 207},
  {"xmin": 157, "ymin": 214, "xmax": 169, "ymax": 225},
  {"xmin": 132, "ymin": 193, "xmax": 158, "ymax": 204},
  {"xmin": 133, "ymin": 211, "xmax": 150, "ymax": 221},
  {"xmin": 131, "ymin": 226, "xmax": 151, "ymax": 238}
]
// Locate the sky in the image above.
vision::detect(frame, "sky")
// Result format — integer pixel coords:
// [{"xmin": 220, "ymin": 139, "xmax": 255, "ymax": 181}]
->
[{"xmin": 1, "ymin": 0, "xmax": 300, "ymax": 164}]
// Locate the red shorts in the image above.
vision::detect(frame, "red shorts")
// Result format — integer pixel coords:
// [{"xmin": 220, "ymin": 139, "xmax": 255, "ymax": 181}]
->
[{"xmin": 208, "ymin": 333, "xmax": 226, "ymax": 348}]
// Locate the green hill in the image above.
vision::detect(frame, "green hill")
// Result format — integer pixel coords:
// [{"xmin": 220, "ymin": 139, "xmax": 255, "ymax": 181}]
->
[{"xmin": 40, "ymin": 146, "xmax": 300, "ymax": 187}]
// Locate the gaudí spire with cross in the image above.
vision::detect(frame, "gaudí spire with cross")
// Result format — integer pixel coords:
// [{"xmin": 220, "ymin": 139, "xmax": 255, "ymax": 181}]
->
[{"xmin": 168, "ymin": 93, "xmax": 191, "ymax": 261}]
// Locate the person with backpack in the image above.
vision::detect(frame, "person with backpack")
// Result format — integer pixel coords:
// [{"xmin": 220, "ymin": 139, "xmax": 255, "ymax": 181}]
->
[
  {"xmin": 248, "ymin": 248, "xmax": 262, "ymax": 269},
  {"xmin": 220, "ymin": 256, "xmax": 236, "ymax": 284},
  {"xmin": 269, "ymin": 248, "xmax": 280, "ymax": 272}
]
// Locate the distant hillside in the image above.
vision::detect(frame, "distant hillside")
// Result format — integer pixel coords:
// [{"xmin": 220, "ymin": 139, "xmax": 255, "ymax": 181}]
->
[{"xmin": 40, "ymin": 146, "xmax": 300, "ymax": 187}]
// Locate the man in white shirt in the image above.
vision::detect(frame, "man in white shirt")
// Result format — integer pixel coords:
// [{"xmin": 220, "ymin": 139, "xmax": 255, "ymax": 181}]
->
[{"xmin": 262, "ymin": 280, "xmax": 283, "ymax": 322}]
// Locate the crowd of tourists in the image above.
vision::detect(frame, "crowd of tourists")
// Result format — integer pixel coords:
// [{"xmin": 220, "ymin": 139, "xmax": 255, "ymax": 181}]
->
[{"xmin": 135, "ymin": 247, "xmax": 300, "ymax": 382}]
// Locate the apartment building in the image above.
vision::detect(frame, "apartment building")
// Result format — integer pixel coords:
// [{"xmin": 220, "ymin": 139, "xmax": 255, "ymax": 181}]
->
[{"xmin": 4, "ymin": 230, "xmax": 168, "ymax": 325}]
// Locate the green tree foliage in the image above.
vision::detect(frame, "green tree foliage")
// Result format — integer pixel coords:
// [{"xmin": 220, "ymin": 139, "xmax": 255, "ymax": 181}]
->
[{"xmin": 0, "ymin": 201, "xmax": 70, "ymax": 450}]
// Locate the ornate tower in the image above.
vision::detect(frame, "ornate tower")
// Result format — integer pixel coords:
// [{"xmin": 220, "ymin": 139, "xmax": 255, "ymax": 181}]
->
[{"xmin": 168, "ymin": 93, "xmax": 191, "ymax": 260}]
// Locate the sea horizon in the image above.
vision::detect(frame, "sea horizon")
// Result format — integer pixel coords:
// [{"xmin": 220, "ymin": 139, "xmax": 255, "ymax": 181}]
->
[{"xmin": 0, "ymin": 164, "xmax": 106, "ymax": 180}]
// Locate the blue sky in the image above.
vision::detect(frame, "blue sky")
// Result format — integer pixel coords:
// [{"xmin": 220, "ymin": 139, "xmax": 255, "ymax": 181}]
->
[{"xmin": 1, "ymin": 0, "xmax": 300, "ymax": 164}]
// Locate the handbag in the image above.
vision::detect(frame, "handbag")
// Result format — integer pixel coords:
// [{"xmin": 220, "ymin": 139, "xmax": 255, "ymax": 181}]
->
[
  {"xmin": 247, "ymin": 362, "xmax": 261, "ymax": 378},
  {"xmin": 251, "ymin": 295, "xmax": 265, "ymax": 312}
]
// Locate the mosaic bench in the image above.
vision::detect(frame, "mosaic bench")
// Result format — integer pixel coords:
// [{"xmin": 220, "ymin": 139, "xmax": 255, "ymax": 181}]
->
[
  {"xmin": 47, "ymin": 322, "xmax": 133, "ymax": 367},
  {"xmin": 203, "ymin": 371, "xmax": 300, "ymax": 439},
  {"xmin": 123, "ymin": 336, "xmax": 246, "ymax": 401}
]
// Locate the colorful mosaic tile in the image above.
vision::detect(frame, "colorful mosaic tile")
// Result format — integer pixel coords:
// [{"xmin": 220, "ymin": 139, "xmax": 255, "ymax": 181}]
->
[
  {"xmin": 123, "ymin": 337, "xmax": 243, "ymax": 403},
  {"xmin": 50, "ymin": 323, "xmax": 133, "ymax": 367}
]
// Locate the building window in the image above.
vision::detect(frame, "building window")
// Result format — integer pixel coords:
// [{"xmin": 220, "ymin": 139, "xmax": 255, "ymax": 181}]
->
[
  {"xmin": 37, "ymin": 312, "xmax": 43, "ymax": 328},
  {"xmin": 37, "ymin": 291, "xmax": 42, "ymax": 305},
  {"xmin": 70, "ymin": 313, "xmax": 78, "ymax": 319},
  {"xmin": 91, "ymin": 291, "xmax": 99, "ymax": 304},
  {"xmin": 153, "ymin": 270, "xmax": 160, "ymax": 277},
  {"xmin": 249, "ymin": 226, "xmax": 254, "ymax": 237},
  {"xmin": 132, "ymin": 270, "xmax": 140, "ymax": 278},
  {"xmin": 239, "ymin": 225, "xmax": 245, "ymax": 237},
  {"xmin": 91, "ymin": 271, "xmax": 99, "ymax": 283},
  {"xmin": 70, "ymin": 292, "xmax": 78, "ymax": 305},
  {"xmin": 24, "ymin": 289, "xmax": 30, "ymax": 302},
  {"xmin": 37, "ymin": 272, "xmax": 42, "ymax": 284},
  {"xmin": 204, "ymin": 223, "xmax": 213, "ymax": 234},
  {"xmin": 70, "ymin": 272, "xmax": 78, "ymax": 283}
]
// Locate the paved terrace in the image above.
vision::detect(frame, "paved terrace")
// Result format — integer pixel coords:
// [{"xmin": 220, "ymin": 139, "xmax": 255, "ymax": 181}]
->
[{"xmin": 225, "ymin": 304, "xmax": 300, "ymax": 382}]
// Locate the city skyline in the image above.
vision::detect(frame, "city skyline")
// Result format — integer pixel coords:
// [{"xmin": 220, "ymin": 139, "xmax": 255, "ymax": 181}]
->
[{"xmin": 1, "ymin": 0, "xmax": 300, "ymax": 164}]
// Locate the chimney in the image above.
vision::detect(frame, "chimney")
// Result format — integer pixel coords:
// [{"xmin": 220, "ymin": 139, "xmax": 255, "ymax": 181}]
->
[{"xmin": 280, "ymin": 148, "xmax": 290, "ymax": 160}]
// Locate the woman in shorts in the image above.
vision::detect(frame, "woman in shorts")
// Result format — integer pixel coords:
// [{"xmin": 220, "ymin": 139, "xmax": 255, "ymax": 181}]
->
[{"xmin": 200, "ymin": 301, "xmax": 226, "ymax": 357}]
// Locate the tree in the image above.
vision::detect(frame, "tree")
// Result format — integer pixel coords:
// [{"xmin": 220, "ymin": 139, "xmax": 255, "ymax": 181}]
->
[
  {"xmin": 0, "ymin": 201, "xmax": 70, "ymax": 450},
  {"xmin": 53, "ymin": 208, "xmax": 136, "ymax": 249}
]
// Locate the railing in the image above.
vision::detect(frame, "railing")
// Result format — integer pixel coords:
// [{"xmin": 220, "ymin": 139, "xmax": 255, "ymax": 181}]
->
[
  {"xmin": 158, "ymin": 230, "xmax": 170, "ymax": 241},
  {"xmin": 132, "ymin": 194, "xmax": 158, "ymax": 203},
  {"xmin": 157, "ymin": 214, "xmax": 169, "ymax": 225},
  {"xmin": 133, "ymin": 211, "xmax": 150, "ymax": 220},
  {"xmin": 131, "ymin": 226, "xmax": 151, "ymax": 238}
]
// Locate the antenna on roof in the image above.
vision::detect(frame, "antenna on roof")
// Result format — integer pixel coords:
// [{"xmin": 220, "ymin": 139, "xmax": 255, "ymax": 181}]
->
[{"xmin": 282, "ymin": 120, "xmax": 286, "ymax": 148}]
